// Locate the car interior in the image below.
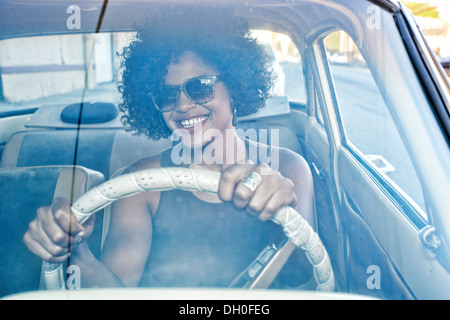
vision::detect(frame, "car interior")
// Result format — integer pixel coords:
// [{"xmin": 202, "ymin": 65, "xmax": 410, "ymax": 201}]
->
[{"xmin": 1, "ymin": 0, "xmax": 449, "ymax": 299}]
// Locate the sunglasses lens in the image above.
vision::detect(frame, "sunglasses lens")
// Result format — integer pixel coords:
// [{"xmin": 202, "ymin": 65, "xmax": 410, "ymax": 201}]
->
[
  {"xmin": 154, "ymin": 87, "xmax": 178, "ymax": 112},
  {"xmin": 153, "ymin": 76, "xmax": 217, "ymax": 112},
  {"xmin": 185, "ymin": 77, "xmax": 215, "ymax": 104}
]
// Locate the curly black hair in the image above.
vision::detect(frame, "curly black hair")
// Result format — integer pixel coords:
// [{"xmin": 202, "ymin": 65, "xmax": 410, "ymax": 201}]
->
[{"xmin": 117, "ymin": 6, "xmax": 274, "ymax": 140}]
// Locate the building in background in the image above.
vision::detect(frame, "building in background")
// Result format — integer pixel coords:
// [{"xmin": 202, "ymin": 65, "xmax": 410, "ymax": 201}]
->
[
  {"xmin": 0, "ymin": 32, "xmax": 132, "ymax": 105},
  {"xmin": 403, "ymin": 0, "xmax": 450, "ymax": 59}
]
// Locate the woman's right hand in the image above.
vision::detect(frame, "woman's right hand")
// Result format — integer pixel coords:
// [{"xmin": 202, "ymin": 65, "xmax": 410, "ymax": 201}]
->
[{"xmin": 23, "ymin": 197, "xmax": 95, "ymax": 263}]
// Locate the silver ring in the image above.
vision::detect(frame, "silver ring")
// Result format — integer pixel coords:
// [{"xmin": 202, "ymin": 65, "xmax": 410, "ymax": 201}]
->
[{"xmin": 242, "ymin": 171, "xmax": 262, "ymax": 192}]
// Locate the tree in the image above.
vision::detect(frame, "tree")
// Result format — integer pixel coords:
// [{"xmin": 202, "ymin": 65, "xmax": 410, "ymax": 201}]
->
[{"xmin": 403, "ymin": 1, "xmax": 440, "ymax": 19}]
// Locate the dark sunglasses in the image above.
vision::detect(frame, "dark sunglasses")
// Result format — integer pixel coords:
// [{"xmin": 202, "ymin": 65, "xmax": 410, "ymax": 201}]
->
[{"xmin": 150, "ymin": 75, "xmax": 221, "ymax": 113}]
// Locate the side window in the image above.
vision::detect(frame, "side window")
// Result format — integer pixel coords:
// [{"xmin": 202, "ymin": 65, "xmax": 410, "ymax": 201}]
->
[
  {"xmin": 251, "ymin": 30, "xmax": 306, "ymax": 104},
  {"xmin": 323, "ymin": 31, "xmax": 427, "ymax": 218}
]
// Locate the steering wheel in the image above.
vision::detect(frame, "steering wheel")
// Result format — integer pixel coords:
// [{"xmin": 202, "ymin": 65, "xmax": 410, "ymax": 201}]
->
[{"xmin": 42, "ymin": 167, "xmax": 334, "ymax": 291}]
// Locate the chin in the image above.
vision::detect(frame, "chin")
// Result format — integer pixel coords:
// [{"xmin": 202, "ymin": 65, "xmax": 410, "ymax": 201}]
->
[{"xmin": 172, "ymin": 127, "xmax": 208, "ymax": 149}]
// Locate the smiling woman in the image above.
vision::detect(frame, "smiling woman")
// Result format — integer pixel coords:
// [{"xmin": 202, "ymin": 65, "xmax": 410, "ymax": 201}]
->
[
  {"xmin": 21, "ymin": 5, "xmax": 317, "ymax": 290},
  {"xmin": 118, "ymin": 6, "xmax": 274, "ymax": 141},
  {"xmin": 159, "ymin": 52, "xmax": 233, "ymax": 151},
  {"xmin": 2, "ymin": 0, "xmax": 450, "ymax": 301}
]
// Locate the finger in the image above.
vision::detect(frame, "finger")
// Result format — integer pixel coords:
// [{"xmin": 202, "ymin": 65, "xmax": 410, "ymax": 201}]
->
[
  {"xmin": 36, "ymin": 204, "xmax": 81, "ymax": 248},
  {"xmin": 245, "ymin": 174, "xmax": 280, "ymax": 216},
  {"xmin": 51, "ymin": 197, "xmax": 85, "ymax": 236},
  {"xmin": 231, "ymin": 181, "xmax": 254, "ymax": 210},
  {"xmin": 30, "ymin": 212, "xmax": 76, "ymax": 256},
  {"xmin": 217, "ymin": 164, "xmax": 254, "ymax": 203},
  {"xmin": 23, "ymin": 230, "xmax": 70, "ymax": 263},
  {"xmin": 233, "ymin": 164, "xmax": 275, "ymax": 213},
  {"xmin": 80, "ymin": 215, "xmax": 96, "ymax": 236},
  {"xmin": 35, "ymin": 206, "xmax": 84, "ymax": 257},
  {"xmin": 258, "ymin": 186, "xmax": 297, "ymax": 221}
]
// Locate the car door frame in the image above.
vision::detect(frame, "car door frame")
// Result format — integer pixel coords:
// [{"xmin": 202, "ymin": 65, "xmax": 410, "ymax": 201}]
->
[{"xmin": 301, "ymin": 3, "xmax": 450, "ymax": 299}]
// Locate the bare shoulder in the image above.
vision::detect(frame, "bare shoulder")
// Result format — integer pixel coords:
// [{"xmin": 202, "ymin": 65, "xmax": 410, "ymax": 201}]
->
[
  {"xmin": 275, "ymin": 146, "xmax": 312, "ymax": 182},
  {"xmin": 275, "ymin": 146, "xmax": 315, "ymax": 226}
]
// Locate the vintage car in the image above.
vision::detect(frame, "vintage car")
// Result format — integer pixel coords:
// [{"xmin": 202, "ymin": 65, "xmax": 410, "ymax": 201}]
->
[{"xmin": 0, "ymin": 0, "xmax": 449, "ymax": 300}]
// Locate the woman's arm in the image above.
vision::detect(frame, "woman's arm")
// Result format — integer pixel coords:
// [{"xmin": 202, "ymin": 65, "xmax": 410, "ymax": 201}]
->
[
  {"xmin": 92, "ymin": 190, "xmax": 154, "ymax": 287},
  {"xmin": 277, "ymin": 147, "xmax": 315, "ymax": 229},
  {"xmin": 92, "ymin": 155, "xmax": 161, "ymax": 287},
  {"xmin": 23, "ymin": 156, "xmax": 161, "ymax": 288},
  {"xmin": 276, "ymin": 148, "xmax": 316, "ymax": 287},
  {"xmin": 22, "ymin": 196, "xmax": 136, "ymax": 288}
]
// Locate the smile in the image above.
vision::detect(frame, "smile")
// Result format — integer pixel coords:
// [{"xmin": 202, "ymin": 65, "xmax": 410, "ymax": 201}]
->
[{"xmin": 179, "ymin": 116, "xmax": 209, "ymax": 128}]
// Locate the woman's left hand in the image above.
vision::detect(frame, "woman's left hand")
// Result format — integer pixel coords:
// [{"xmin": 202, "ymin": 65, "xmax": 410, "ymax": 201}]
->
[{"xmin": 218, "ymin": 163, "xmax": 297, "ymax": 221}]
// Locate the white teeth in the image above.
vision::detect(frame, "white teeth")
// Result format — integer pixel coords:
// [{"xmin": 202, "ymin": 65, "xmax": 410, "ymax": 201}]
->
[{"xmin": 180, "ymin": 116, "xmax": 208, "ymax": 128}]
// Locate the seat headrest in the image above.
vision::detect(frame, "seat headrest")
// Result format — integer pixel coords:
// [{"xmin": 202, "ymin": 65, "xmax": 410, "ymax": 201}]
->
[{"xmin": 61, "ymin": 102, "xmax": 118, "ymax": 124}]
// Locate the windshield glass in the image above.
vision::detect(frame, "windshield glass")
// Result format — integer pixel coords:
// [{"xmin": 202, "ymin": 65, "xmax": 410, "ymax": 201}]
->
[
  {"xmin": 0, "ymin": 30, "xmax": 304, "ymax": 111},
  {"xmin": 1, "ymin": 0, "xmax": 449, "ymax": 301}
]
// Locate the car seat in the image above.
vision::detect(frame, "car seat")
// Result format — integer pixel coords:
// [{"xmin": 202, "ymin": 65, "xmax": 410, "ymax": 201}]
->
[{"xmin": 0, "ymin": 165, "xmax": 104, "ymax": 297}]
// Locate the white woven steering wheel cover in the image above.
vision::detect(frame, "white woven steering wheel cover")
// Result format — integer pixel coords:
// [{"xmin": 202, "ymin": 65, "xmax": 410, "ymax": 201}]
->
[{"xmin": 67, "ymin": 167, "xmax": 334, "ymax": 291}]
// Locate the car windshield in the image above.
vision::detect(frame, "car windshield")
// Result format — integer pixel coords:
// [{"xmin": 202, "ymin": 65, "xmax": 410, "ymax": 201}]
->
[
  {"xmin": 1, "ymin": 0, "xmax": 449, "ymax": 301},
  {"xmin": 0, "ymin": 30, "xmax": 304, "ymax": 110}
]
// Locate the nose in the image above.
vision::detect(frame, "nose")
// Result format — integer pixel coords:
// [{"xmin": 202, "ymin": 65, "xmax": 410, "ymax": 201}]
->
[{"xmin": 174, "ymin": 90, "xmax": 195, "ymax": 113}]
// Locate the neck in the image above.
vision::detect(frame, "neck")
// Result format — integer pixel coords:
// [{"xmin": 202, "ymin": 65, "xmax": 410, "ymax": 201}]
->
[{"xmin": 178, "ymin": 128, "xmax": 248, "ymax": 172}]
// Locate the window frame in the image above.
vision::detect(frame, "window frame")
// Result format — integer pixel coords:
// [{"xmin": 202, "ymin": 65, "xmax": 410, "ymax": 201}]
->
[{"xmin": 311, "ymin": 28, "xmax": 428, "ymax": 229}]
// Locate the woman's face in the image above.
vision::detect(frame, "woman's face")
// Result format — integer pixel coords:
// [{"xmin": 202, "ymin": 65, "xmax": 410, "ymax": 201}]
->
[{"xmin": 161, "ymin": 51, "xmax": 234, "ymax": 149}]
